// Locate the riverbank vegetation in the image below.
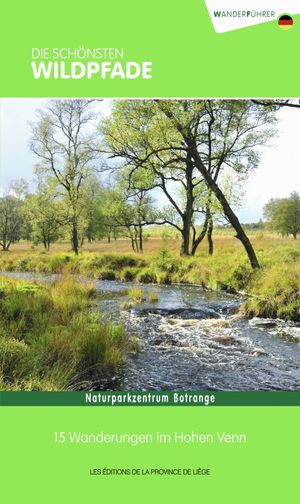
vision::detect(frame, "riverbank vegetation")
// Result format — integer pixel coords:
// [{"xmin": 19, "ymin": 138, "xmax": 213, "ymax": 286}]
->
[
  {"xmin": 0, "ymin": 276, "xmax": 127, "ymax": 390},
  {"xmin": 0, "ymin": 232, "xmax": 299, "ymax": 321}
]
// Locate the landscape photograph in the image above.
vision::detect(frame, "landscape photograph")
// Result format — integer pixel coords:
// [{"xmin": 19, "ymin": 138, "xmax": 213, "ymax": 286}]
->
[{"xmin": 0, "ymin": 98, "xmax": 299, "ymax": 391}]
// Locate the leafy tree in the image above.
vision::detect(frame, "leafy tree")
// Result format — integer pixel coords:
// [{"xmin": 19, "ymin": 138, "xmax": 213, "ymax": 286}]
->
[
  {"xmin": 85, "ymin": 187, "xmax": 123, "ymax": 243},
  {"xmin": 101, "ymin": 100, "xmax": 275, "ymax": 266},
  {"xmin": 101, "ymin": 100, "xmax": 210, "ymax": 256},
  {"xmin": 0, "ymin": 180, "xmax": 28, "ymax": 251},
  {"xmin": 0, "ymin": 195, "xmax": 24, "ymax": 250},
  {"xmin": 97, "ymin": 183, "xmax": 156, "ymax": 253},
  {"xmin": 197, "ymin": 174, "xmax": 246, "ymax": 256},
  {"xmin": 102, "ymin": 190, "xmax": 138, "ymax": 251},
  {"xmin": 264, "ymin": 192, "xmax": 300, "ymax": 239},
  {"xmin": 154, "ymin": 100, "xmax": 275, "ymax": 267},
  {"xmin": 24, "ymin": 179, "xmax": 66, "ymax": 250},
  {"xmin": 115, "ymin": 167, "xmax": 159, "ymax": 253},
  {"xmin": 31, "ymin": 99, "xmax": 101, "ymax": 254}
]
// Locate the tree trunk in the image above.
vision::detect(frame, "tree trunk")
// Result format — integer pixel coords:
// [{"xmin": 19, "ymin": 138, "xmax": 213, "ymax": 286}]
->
[
  {"xmin": 134, "ymin": 237, "xmax": 139, "ymax": 253},
  {"xmin": 128, "ymin": 227, "xmax": 136, "ymax": 252},
  {"xmin": 191, "ymin": 213, "xmax": 209, "ymax": 256},
  {"xmin": 1, "ymin": 242, "xmax": 10, "ymax": 251},
  {"xmin": 139, "ymin": 225, "xmax": 143, "ymax": 254},
  {"xmin": 43, "ymin": 233, "xmax": 47, "ymax": 249},
  {"xmin": 180, "ymin": 153, "xmax": 194, "ymax": 256},
  {"xmin": 180, "ymin": 222, "xmax": 190, "ymax": 256},
  {"xmin": 72, "ymin": 223, "xmax": 79, "ymax": 255},
  {"xmin": 207, "ymin": 217, "xmax": 213, "ymax": 256},
  {"xmin": 191, "ymin": 145, "xmax": 260, "ymax": 269},
  {"xmin": 1, "ymin": 237, "xmax": 7, "ymax": 250},
  {"xmin": 132, "ymin": 226, "xmax": 139, "ymax": 253},
  {"xmin": 130, "ymin": 238, "xmax": 135, "ymax": 252}
]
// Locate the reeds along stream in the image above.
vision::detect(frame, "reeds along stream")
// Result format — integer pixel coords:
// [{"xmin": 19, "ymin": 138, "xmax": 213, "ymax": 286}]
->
[{"xmin": 3, "ymin": 273, "xmax": 300, "ymax": 391}]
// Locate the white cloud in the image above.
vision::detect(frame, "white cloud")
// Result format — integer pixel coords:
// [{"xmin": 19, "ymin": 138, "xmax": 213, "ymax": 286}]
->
[{"xmin": 237, "ymin": 107, "xmax": 300, "ymax": 221}]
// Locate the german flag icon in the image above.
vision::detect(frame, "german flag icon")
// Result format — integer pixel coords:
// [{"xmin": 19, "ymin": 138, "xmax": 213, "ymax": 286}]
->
[{"xmin": 278, "ymin": 14, "xmax": 294, "ymax": 30}]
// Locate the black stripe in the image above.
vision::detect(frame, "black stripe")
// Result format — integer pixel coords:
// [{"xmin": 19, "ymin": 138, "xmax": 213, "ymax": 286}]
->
[{"xmin": 279, "ymin": 15, "xmax": 292, "ymax": 21}]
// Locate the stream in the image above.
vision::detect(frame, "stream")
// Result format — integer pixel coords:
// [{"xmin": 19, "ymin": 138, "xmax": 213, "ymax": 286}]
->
[{"xmin": 3, "ymin": 272, "xmax": 300, "ymax": 391}]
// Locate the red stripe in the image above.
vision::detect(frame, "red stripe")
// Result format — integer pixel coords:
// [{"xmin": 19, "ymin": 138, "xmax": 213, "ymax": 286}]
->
[{"xmin": 278, "ymin": 19, "xmax": 293, "ymax": 25}]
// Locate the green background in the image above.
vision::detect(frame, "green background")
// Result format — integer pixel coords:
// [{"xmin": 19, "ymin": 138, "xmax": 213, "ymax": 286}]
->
[
  {"xmin": 1, "ymin": 406, "xmax": 299, "ymax": 503},
  {"xmin": 0, "ymin": 0, "xmax": 299, "ymax": 97}
]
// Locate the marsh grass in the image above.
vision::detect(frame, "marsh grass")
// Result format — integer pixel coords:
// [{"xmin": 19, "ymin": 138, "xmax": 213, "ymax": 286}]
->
[
  {"xmin": 128, "ymin": 288, "xmax": 145, "ymax": 303},
  {"xmin": 148, "ymin": 292, "xmax": 159, "ymax": 303},
  {"xmin": 120, "ymin": 301, "xmax": 135, "ymax": 311},
  {"xmin": 127, "ymin": 335, "xmax": 142, "ymax": 353},
  {"xmin": 121, "ymin": 267, "xmax": 139, "ymax": 281},
  {"xmin": 137, "ymin": 269, "xmax": 157, "ymax": 283},
  {"xmin": 0, "ymin": 276, "xmax": 127, "ymax": 390},
  {"xmin": 121, "ymin": 288, "xmax": 145, "ymax": 310},
  {"xmin": 241, "ymin": 264, "xmax": 300, "ymax": 320},
  {"xmin": 0, "ymin": 233, "xmax": 299, "ymax": 320}
]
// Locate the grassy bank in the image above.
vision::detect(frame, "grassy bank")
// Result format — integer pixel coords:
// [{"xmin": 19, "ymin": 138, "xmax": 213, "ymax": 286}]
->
[
  {"xmin": 0, "ymin": 276, "xmax": 127, "ymax": 390},
  {"xmin": 0, "ymin": 235, "xmax": 299, "ymax": 321}
]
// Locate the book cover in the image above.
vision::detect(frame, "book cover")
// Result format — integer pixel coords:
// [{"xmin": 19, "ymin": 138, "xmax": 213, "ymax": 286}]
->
[{"xmin": 0, "ymin": 2, "xmax": 299, "ymax": 502}]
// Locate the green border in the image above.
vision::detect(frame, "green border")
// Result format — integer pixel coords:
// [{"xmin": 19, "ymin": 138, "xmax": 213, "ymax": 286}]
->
[{"xmin": 1, "ymin": 391, "xmax": 300, "ymax": 406}]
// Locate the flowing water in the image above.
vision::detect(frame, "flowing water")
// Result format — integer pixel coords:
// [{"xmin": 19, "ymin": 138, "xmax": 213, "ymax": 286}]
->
[{"xmin": 3, "ymin": 273, "xmax": 300, "ymax": 391}]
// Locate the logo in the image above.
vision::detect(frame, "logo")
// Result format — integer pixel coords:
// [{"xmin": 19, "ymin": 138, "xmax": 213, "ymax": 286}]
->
[{"xmin": 278, "ymin": 14, "xmax": 294, "ymax": 30}]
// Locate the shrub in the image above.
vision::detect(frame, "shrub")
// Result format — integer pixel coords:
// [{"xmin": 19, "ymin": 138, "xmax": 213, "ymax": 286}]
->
[
  {"xmin": 227, "ymin": 263, "xmax": 255, "ymax": 291},
  {"xmin": 121, "ymin": 267, "xmax": 138, "ymax": 281},
  {"xmin": 108, "ymin": 256, "xmax": 140, "ymax": 269},
  {"xmin": 156, "ymin": 271, "xmax": 171, "ymax": 285},
  {"xmin": 0, "ymin": 337, "xmax": 28, "ymax": 379},
  {"xmin": 11, "ymin": 257, "xmax": 32, "ymax": 272},
  {"xmin": 283, "ymin": 249, "xmax": 300, "ymax": 264},
  {"xmin": 154, "ymin": 247, "xmax": 180, "ymax": 273},
  {"xmin": 277, "ymin": 300, "xmax": 300, "ymax": 321},
  {"xmin": 242, "ymin": 264, "xmax": 300, "ymax": 320},
  {"xmin": 99, "ymin": 269, "xmax": 116, "ymax": 280},
  {"xmin": 92, "ymin": 255, "xmax": 146, "ymax": 271},
  {"xmin": 49, "ymin": 255, "xmax": 71, "ymax": 272},
  {"xmin": 137, "ymin": 269, "xmax": 157, "ymax": 283}
]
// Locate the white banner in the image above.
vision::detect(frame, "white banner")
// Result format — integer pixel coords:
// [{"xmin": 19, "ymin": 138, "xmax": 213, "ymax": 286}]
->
[{"xmin": 204, "ymin": 0, "xmax": 300, "ymax": 32}]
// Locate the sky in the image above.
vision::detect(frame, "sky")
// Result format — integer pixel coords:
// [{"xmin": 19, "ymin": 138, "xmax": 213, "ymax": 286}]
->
[{"xmin": 0, "ymin": 99, "xmax": 299, "ymax": 223}]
